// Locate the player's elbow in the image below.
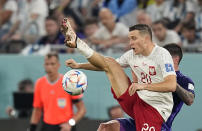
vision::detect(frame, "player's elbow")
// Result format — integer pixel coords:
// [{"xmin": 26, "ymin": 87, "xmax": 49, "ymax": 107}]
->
[
  {"xmin": 165, "ymin": 75, "xmax": 176, "ymax": 92},
  {"xmin": 169, "ymin": 81, "xmax": 176, "ymax": 92},
  {"xmin": 186, "ymin": 99, "xmax": 194, "ymax": 106},
  {"xmin": 185, "ymin": 95, "xmax": 194, "ymax": 106}
]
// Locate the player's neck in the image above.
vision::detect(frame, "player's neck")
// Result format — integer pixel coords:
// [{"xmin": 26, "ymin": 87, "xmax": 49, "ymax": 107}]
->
[
  {"xmin": 174, "ymin": 65, "xmax": 179, "ymax": 71},
  {"xmin": 142, "ymin": 43, "xmax": 155, "ymax": 56}
]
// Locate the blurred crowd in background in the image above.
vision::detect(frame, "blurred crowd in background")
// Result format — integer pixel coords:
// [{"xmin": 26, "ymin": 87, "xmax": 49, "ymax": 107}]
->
[{"xmin": 0, "ymin": 0, "xmax": 202, "ymax": 55}]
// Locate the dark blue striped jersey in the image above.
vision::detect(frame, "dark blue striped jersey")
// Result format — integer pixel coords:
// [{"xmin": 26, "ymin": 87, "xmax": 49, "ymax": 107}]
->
[{"xmin": 163, "ymin": 71, "xmax": 195, "ymax": 130}]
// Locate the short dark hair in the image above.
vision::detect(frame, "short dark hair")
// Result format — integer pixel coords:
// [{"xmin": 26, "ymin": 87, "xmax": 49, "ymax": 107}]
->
[
  {"xmin": 46, "ymin": 16, "xmax": 58, "ymax": 23},
  {"xmin": 84, "ymin": 18, "xmax": 98, "ymax": 27},
  {"xmin": 163, "ymin": 44, "xmax": 183, "ymax": 64},
  {"xmin": 129, "ymin": 24, "xmax": 152, "ymax": 40},
  {"xmin": 153, "ymin": 19, "xmax": 167, "ymax": 28},
  {"xmin": 18, "ymin": 79, "xmax": 33, "ymax": 92},
  {"xmin": 45, "ymin": 52, "xmax": 59, "ymax": 60},
  {"xmin": 182, "ymin": 21, "xmax": 196, "ymax": 30}
]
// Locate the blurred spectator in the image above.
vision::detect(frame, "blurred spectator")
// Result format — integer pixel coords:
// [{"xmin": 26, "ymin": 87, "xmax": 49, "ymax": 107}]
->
[
  {"xmin": 21, "ymin": 16, "xmax": 64, "ymax": 56},
  {"xmin": 136, "ymin": 9, "xmax": 152, "ymax": 26},
  {"xmin": 108, "ymin": 105, "xmax": 124, "ymax": 120},
  {"xmin": 21, "ymin": 15, "xmax": 82, "ymax": 55},
  {"xmin": 0, "ymin": 0, "xmax": 18, "ymax": 39},
  {"xmin": 102, "ymin": 0, "xmax": 137, "ymax": 22},
  {"xmin": 38, "ymin": 17, "xmax": 65, "ymax": 46},
  {"xmin": 35, "ymin": 16, "xmax": 66, "ymax": 54},
  {"xmin": 152, "ymin": 19, "xmax": 181, "ymax": 46},
  {"xmin": 194, "ymin": 0, "xmax": 202, "ymax": 38},
  {"xmin": 181, "ymin": 21, "xmax": 202, "ymax": 52},
  {"xmin": 1, "ymin": 0, "xmax": 48, "ymax": 45},
  {"xmin": 146, "ymin": 0, "xmax": 168, "ymax": 22},
  {"xmin": 90, "ymin": 8, "xmax": 129, "ymax": 54},
  {"xmin": 101, "ymin": 0, "xmax": 138, "ymax": 27},
  {"xmin": 83, "ymin": 18, "xmax": 99, "ymax": 40},
  {"xmin": 51, "ymin": 0, "xmax": 89, "ymax": 29},
  {"xmin": 6, "ymin": 79, "xmax": 34, "ymax": 118},
  {"xmin": 163, "ymin": 0, "xmax": 195, "ymax": 32}
]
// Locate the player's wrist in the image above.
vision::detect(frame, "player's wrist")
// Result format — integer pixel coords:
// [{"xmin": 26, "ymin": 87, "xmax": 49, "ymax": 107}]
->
[
  {"xmin": 68, "ymin": 118, "xmax": 76, "ymax": 126},
  {"xmin": 142, "ymin": 84, "xmax": 148, "ymax": 90}
]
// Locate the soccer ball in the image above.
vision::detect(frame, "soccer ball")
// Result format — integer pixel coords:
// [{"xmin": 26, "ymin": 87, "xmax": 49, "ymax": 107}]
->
[{"xmin": 62, "ymin": 69, "xmax": 87, "ymax": 95}]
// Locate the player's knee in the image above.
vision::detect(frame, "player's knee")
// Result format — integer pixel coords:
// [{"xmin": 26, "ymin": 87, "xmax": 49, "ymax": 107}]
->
[
  {"xmin": 105, "ymin": 57, "xmax": 116, "ymax": 63},
  {"xmin": 104, "ymin": 57, "xmax": 118, "ymax": 70}
]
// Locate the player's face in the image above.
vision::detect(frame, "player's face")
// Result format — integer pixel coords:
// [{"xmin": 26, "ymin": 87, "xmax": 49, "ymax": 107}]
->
[
  {"xmin": 44, "ymin": 56, "xmax": 60, "ymax": 76},
  {"xmin": 128, "ymin": 30, "xmax": 147, "ymax": 55}
]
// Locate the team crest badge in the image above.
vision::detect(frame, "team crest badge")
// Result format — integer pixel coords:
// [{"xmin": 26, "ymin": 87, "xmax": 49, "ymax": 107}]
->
[
  {"xmin": 149, "ymin": 66, "xmax": 156, "ymax": 75},
  {"xmin": 57, "ymin": 98, "xmax": 66, "ymax": 108},
  {"xmin": 165, "ymin": 63, "xmax": 174, "ymax": 72}
]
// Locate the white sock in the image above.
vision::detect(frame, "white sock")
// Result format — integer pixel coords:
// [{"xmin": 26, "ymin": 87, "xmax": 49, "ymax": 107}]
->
[{"xmin": 76, "ymin": 37, "xmax": 94, "ymax": 58}]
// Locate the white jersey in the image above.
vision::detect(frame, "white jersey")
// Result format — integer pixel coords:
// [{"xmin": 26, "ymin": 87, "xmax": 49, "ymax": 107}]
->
[{"xmin": 116, "ymin": 45, "xmax": 176, "ymax": 121}]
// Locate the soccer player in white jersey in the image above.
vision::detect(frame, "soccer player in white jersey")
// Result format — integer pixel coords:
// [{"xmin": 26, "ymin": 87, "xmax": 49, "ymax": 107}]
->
[{"xmin": 61, "ymin": 18, "xmax": 176, "ymax": 131}]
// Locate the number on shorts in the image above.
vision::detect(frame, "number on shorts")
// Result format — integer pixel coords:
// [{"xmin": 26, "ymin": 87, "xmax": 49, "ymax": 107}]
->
[{"xmin": 141, "ymin": 123, "xmax": 155, "ymax": 131}]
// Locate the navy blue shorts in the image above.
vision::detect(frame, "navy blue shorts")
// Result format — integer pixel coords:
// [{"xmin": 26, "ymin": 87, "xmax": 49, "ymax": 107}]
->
[{"xmin": 117, "ymin": 118, "xmax": 136, "ymax": 131}]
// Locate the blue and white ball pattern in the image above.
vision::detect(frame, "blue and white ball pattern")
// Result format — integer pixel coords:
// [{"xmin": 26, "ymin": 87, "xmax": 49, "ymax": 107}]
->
[{"xmin": 62, "ymin": 70, "xmax": 87, "ymax": 95}]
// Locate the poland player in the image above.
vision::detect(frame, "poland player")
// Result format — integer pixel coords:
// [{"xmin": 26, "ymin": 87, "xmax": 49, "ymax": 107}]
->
[
  {"xmin": 61, "ymin": 18, "xmax": 176, "ymax": 131},
  {"xmin": 112, "ymin": 43, "xmax": 195, "ymax": 131}
]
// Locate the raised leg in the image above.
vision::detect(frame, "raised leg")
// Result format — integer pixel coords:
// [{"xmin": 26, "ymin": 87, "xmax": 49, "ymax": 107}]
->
[{"xmin": 61, "ymin": 18, "xmax": 129, "ymax": 98}]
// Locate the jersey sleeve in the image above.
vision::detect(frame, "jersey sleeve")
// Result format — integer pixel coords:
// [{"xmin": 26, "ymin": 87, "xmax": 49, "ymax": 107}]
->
[
  {"xmin": 182, "ymin": 77, "xmax": 195, "ymax": 95},
  {"xmin": 71, "ymin": 94, "xmax": 83, "ymax": 100},
  {"xmin": 33, "ymin": 79, "xmax": 43, "ymax": 108},
  {"xmin": 158, "ymin": 49, "xmax": 176, "ymax": 78},
  {"xmin": 116, "ymin": 50, "xmax": 132, "ymax": 67}
]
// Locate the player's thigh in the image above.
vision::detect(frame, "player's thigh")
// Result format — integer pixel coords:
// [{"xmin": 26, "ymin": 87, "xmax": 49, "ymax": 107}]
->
[
  {"xmin": 105, "ymin": 57, "xmax": 130, "ymax": 98},
  {"xmin": 97, "ymin": 120, "xmax": 120, "ymax": 131}
]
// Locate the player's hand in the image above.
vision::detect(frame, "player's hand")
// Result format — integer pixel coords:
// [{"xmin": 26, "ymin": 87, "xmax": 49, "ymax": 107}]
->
[
  {"xmin": 65, "ymin": 59, "xmax": 79, "ymax": 69},
  {"xmin": 61, "ymin": 18, "xmax": 77, "ymax": 48},
  {"xmin": 60, "ymin": 122, "xmax": 71, "ymax": 131},
  {"xmin": 129, "ymin": 83, "xmax": 145, "ymax": 96}
]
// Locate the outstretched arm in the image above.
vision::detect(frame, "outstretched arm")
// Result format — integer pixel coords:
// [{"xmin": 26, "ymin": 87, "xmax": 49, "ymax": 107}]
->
[
  {"xmin": 66, "ymin": 59, "xmax": 103, "ymax": 71},
  {"xmin": 176, "ymin": 84, "xmax": 194, "ymax": 106}
]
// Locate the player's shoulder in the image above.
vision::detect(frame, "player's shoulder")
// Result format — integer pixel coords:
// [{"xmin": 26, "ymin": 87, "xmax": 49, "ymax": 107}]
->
[
  {"xmin": 153, "ymin": 45, "xmax": 171, "ymax": 58},
  {"xmin": 155, "ymin": 45, "xmax": 170, "ymax": 54},
  {"xmin": 122, "ymin": 49, "xmax": 134, "ymax": 56},
  {"xmin": 176, "ymin": 71, "xmax": 194, "ymax": 84},
  {"xmin": 36, "ymin": 76, "xmax": 47, "ymax": 84}
]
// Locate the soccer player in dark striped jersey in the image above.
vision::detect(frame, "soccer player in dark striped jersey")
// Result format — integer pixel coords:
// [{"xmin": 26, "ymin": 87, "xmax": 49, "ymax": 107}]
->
[{"xmin": 162, "ymin": 43, "xmax": 195, "ymax": 130}]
